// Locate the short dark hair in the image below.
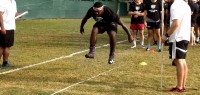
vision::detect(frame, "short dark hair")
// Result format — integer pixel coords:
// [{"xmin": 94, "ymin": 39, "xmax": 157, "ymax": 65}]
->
[{"xmin": 93, "ymin": 2, "xmax": 103, "ymax": 8}]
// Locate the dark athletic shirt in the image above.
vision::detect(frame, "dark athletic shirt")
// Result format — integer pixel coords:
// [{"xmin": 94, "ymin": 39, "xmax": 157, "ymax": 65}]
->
[
  {"xmin": 189, "ymin": 3, "xmax": 199, "ymax": 22},
  {"xmin": 84, "ymin": 6, "xmax": 120, "ymax": 23},
  {"xmin": 129, "ymin": 2, "xmax": 145, "ymax": 24},
  {"xmin": 145, "ymin": 1, "xmax": 162, "ymax": 21}
]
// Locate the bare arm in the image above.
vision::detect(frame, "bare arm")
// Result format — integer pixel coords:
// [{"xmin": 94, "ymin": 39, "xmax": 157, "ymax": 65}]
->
[
  {"xmin": 167, "ymin": 19, "xmax": 179, "ymax": 35},
  {"xmin": 162, "ymin": 19, "xmax": 179, "ymax": 42},
  {"xmin": 0, "ymin": 11, "xmax": 6, "ymax": 35},
  {"xmin": 128, "ymin": 11, "xmax": 145, "ymax": 17},
  {"xmin": 144, "ymin": 10, "xmax": 147, "ymax": 26},
  {"xmin": 80, "ymin": 10, "xmax": 92, "ymax": 34},
  {"xmin": 117, "ymin": 18, "xmax": 133, "ymax": 43},
  {"xmin": 80, "ymin": 16, "xmax": 88, "ymax": 34}
]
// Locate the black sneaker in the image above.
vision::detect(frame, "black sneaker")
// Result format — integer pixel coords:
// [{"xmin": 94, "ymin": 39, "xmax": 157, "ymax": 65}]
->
[
  {"xmin": 146, "ymin": 48, "xmax": 150, "ymax": 51},
  {"xmin": 108, "ymin": 55, "xmax": 114, "ymax": 64},
  {"xmin": 108, "ymin": 59, "xmax": 114, "ymax": 64},
  {"xmin": 2, "ymin": 63, "xmax": 13, "ymax": 67},
  {"xmin": 195, "ymin": 40, "xmax": 199, "ymax": 44},
  {"xmin": 158, "ymin": 49, "xmax": 161, "ymax": 52},
  {"xmin": 85, "ymin": 53, "xmax": 94, "ymax": 59}
]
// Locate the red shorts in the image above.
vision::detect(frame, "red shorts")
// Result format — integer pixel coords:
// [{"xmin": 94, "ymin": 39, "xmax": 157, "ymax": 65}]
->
[{"xmin": 130, "ymin": 24, "xmax": 144, "ymax": 30}]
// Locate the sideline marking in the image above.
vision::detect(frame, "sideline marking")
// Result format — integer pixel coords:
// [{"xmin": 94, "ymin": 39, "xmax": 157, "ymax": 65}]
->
[
  {"xmin": 0, "ymin": 40, "xmax": 127, "ymax": 75},
  {"xmin": 51, "ymin": 65, "xmax": 122, "ymax": 95}
]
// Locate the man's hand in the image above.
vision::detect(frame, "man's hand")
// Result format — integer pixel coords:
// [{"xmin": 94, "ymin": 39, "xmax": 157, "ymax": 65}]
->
[
  {"xmin": 161, "ymin": 35, "xmax": 168, "ymax": 43},
  {"xmin": 80, "ymin": 27, "xmax": 84, "ymax": 34},
  {"xmin": 1, "ymin": 27, "xmax": 6, "ymax": 35},
  {"xmin": 128, "ymin": 35, "xmax": 134, "ymax": 43}
]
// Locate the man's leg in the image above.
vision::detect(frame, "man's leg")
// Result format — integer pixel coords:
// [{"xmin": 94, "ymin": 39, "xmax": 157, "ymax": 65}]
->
[
  {"xmin": 190, "ymin": 27, "xmax": 195, "ymax": 46},
  {"xmin": 2, "ymin": 47, "xmax": 13, "ymax": 67},
  {"xmin": 2, "ymin": 47, "xmax": 9, "ymax": 65},
  {"xmin": 154, "ymin": 28, "xmax": 161, "ymax": 52},
  {"xmin": 131, "ymin": 29, "xmax": 137, "ymax": 48},
  {"xmin": 175, "ymin": 59, "xmax": 185, "ymax": 89},
  {"xmin": 107, "ymin": 31, "xmax": 116, "ymax": 64},
  {"xmin": 182, "ymin": 59, "xmax": 188, "ymax": 90},
  {"xmin": 0, "ymin": 47, "xmax": 3, "ymax": 67},
  {"xmin": 153, "ymin": 31, "xmax": 157, "ymax": 45},
  {"xmin": 139, "ymin": 29, "xmax": 145, "ymax": 48},
  {"xmin": 146, "ymin": 29, "xmax": 153, "ymax": 51},
  {"xmin": 85, "ymin": 27, "xmax": 99, "ymax": 58},
  {"xmin": 195, "ymin": 25, "xmax": 200, "ymax": 43}
]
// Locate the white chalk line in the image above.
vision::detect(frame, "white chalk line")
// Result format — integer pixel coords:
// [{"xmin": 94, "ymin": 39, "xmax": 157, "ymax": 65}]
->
[
  {"xmin": 51, "ymin": 65, "xmax": 123, "ymax": 95},
  {"xmin": 0, "ymin": 40, "xmax": 127, "ymax": 75}
]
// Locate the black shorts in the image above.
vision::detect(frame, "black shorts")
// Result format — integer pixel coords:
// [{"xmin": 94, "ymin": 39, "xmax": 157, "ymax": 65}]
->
[
  {"xmin": 146, "ymin": 22, "xmax": 161, "ymax": 29},
  {"xmin": 0, "ymin": 30, "xmax": 14, "ymax": 48},
  {"xmin": 191, "ymin": 18, "xmax": 196, "ymax": 27},
  {"xmin": 93, "ymin": 21, "xmax": 117, "ymax": 34},
  {"xmin": 169, "ymin": 40, "xmax": 189, "ymax": 59}
]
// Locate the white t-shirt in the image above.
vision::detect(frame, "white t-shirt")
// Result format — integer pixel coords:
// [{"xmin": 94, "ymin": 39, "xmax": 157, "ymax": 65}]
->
[
  {"xmin": 0, "ymin": 0, "xmax": 17, "ymax": 30},
  {"xmin": 169, "ymin": 0, "xmax": 191, "ymax": 42}
]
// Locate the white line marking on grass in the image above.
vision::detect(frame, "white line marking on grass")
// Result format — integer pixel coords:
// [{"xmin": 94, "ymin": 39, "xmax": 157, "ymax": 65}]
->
[
  {"xmin": 51, "ymin": 65, "xmax": 123, "ymax": 95},
  {"xmin": 0, "ymin": 40, "xmax": 127, "ymax": 75}
]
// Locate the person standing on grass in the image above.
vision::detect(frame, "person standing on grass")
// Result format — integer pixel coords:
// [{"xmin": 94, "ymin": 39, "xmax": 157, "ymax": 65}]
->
[
  {"xmin": 128, "ymin": 0, "xmax": 145, "ymax": 49},
  {"xmin": 189, "ymin": 0, "xmax": 199, "ymax": 46},
  {"xmin": 161, "ymin": 0, "xmax": 191, "ymax": 92},
  {"xmin": 80, "ymin": 2, "xmax": 133, "ymax": 64},
  {"xmin": 0, "ymin": 0, "xmax": 19, "ymax": 68},
  {"xmin": 194, "ymin": 0, "xmax": 200, "ymax": 43},
  {"xmin": 144, "ymin": 0, "xmax": 162, "ymax": 52}
]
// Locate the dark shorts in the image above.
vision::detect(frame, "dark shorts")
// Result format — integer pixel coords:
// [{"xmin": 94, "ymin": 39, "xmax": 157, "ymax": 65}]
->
[
  {"xmin": 130, "ymin": 24, "xmax": 144, "ymax": 30},
  {"xmin": 169, "ymin": 40, "xmax": 189, "ymax": 59},
  {"xmin": 191, "ymin": 18, "xmax": 196, "ymax": 27},
  {"xmin": 146, "ymin": 22, "xmax": 161, "ymax": 29},
  {"xmin": 0, "ymin": 30, "xmax": 14, "ymax": 48},
  {"xmin": 196, "ymin": 16, "xmax": 200, "ymax": 27},
  {"xmin": 93, "ymin": 21, "xmax": 117, "ymax": 34}
]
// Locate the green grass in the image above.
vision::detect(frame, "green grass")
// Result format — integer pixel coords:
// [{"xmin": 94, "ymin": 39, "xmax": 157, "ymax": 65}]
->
[{"xmin": 0, "ymin": 17, "xmax": 200, "ymax": 95}]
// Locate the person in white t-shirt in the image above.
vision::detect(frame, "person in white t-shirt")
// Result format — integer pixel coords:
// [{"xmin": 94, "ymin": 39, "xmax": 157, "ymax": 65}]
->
[
  {"xmin": 162, "ymin": 0, "xmax": 191, "ymax": 93},
  {"xmin": 0, "ymin": 0, "xmax": 19, "ymax": 68}
]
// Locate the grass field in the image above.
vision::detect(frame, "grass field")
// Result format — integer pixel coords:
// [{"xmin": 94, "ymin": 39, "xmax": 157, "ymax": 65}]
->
[{"xmin": 0, "ymin": 17, "xmax": 200, "ymax": 95}]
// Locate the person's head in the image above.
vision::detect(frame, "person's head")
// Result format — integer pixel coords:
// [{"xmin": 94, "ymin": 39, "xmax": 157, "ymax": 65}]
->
[
  {"xmin": 134, "ymin": 0, "xmax": 141, "ymax": 3},
  {"xmin": 93, "ymin": 2, "xmax": 104, "ymax": 16},
  {"xmin": 192, "ymin": 0, "xmax": 197, "ymax": 3},
  {"xmin": 151, "ymin": 0, "xmax": 157, "ymax": 3}
]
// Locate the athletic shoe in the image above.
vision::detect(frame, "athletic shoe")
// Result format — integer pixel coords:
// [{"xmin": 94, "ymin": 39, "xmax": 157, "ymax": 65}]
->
[
  {"xmin": 141, "ymin": 45, "xmax": 145, "ymax": 48},
  {"xmin": 85, "ymin": 53, "xmax": 94, "ymax": 59},
  {"xmin": 195, "ymin": 40, "xmax": 199, "ymax": 44},
  {"xmin": 108, "ymin": 59, "xmax": 114, "ymax": 64},
  {"xmin": 131, "ymin": 44, "xmax": 136, "ymax": 48},
  {"xmin": 2, "ymin": 63, "xmax": 13, "ymax": 67},
  {"xmin": 108, "ymin": 55, "xmax": 114, "ymax": 64},
  {"xmin": 165, "ymin": 87, "xmax": 184, "ymax": 93},
  {"xmin": 146, "ymin": 48, "xmax": 150, "ymax": 51},
  {"xmin": 158, "ymin": 49, "xmax": 161, "ymax": 52}
]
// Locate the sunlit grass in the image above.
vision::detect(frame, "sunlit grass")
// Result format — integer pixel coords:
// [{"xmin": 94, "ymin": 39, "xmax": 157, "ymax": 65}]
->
[{"xmin": 0, "ymin": 17, "xmax": 199, "ymax": 95}]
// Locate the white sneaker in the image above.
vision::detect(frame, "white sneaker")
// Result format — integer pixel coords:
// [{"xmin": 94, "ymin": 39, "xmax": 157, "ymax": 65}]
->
[
  {"xmin": 131, "ymin": 45, "xmax": 136, "ymax": 48},
  {"xmin": 141, "ymin": 45, "xmax": 145, "ymax": 48},
  {"xmin": 146, "ymin": 48, "xmax": 150, "ymax": 51}
]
